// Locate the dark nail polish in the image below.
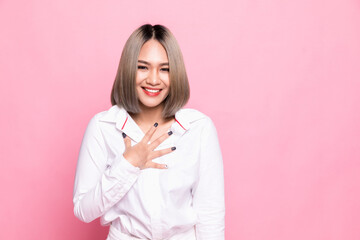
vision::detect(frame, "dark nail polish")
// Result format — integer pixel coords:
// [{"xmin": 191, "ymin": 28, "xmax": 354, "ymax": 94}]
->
[
  {"xmin": 154, "ymin": 122, "xmax": 158, "ymax": 127},
  {"xmin": 171, "ymin": 146, "xmax": 176, "ymax": 151},
  {"xmin": 122, "ymin": 132, "xmax": 126, "ymax": 138},
  {"xmin": 164, "ymin": 164, "xmax": 168, "ymax": 169},
  {"xmin": 168, "ymin": 131, "xmax": 173, "ymax": 136}
]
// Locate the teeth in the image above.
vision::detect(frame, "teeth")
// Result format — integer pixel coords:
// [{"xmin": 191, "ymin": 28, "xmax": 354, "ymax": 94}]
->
[{"xmin": 144, "ymin": 88, "xmax": 160, "ymax": 93}]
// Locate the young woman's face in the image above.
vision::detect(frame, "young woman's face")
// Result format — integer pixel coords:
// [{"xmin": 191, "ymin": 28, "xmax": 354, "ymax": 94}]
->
[{"xmin": 136, "ymin": 39, "xmax": 170, "ymax": 109}]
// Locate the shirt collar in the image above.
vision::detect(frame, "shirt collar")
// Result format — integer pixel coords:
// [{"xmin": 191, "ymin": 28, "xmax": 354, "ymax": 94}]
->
[{"xmin": 98, "ymin": 105, "xmax": 206, "ymax": 142}]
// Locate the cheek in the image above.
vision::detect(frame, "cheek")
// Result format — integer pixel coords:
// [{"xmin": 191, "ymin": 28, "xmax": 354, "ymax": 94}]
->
[
  {"xmin": 136, "ymin": 71, "xmax": 146, "ymax": 83},
  {"xmin": 162, "ymin": 75, "xmax": 170, "ymax": 87}
]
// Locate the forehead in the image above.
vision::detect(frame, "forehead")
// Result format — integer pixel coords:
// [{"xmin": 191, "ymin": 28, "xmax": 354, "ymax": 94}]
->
[{"xmin": 138, "ymin": 39, "xmax": 168, "ymax": 62}]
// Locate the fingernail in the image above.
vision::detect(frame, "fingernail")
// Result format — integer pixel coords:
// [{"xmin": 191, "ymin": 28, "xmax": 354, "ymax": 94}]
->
[
  {"xmin": 122, "ymin": 132, "xmax": 126, "ymax": 138},
  {"xmin": 164, "ymin": 164, "xmax": 168, "ymax": 169},
  {"xmin": 171, "ymin": 146, "xmax": 176, "ymax": 151},
  {"xmin": 154, "ymin": 122, "xmax": 158, "ymax": 127},
  {"xmin": 168, "ymin": 131, "xmax": 173, "ymax": 136}
]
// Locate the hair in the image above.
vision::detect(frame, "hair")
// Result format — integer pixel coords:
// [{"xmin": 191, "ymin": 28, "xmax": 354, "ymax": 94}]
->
[{"xmin": 111, "ymin": 24, "xmax": 190, "ymax": 118}]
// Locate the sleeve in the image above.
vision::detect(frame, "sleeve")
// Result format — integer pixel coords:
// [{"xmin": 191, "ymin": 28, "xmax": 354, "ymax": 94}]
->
[
  {"xmin": 192, "ymin": 117, "xmax": 225, "ymax": 240},
  {"xmin": 73, "ymin": 114, "xmax": 141, "ymax": 223}
]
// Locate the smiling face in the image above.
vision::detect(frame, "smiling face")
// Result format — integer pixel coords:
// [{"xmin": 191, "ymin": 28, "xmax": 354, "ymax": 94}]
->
[{"xmin": 135, "ymin": 39, "xmax": 170, "ymax": 110}]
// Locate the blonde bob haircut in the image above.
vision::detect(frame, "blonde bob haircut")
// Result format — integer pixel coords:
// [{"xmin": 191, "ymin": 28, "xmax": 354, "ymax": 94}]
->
[{"xmin": 111, "ymin": 24, "xmax": 190, "ymax": 118}]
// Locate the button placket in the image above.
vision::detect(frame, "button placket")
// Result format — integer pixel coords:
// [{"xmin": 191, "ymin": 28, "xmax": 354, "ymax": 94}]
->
[{"xmin": 150, "ymin": 171, "xmax": 164, "ymax": 240}]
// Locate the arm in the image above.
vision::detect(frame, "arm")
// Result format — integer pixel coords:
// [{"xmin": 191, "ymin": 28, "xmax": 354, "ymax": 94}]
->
[
  {"xmin": 193, "ymin": 117, "xmax": 225, "ymax": 239},
  {"xmin": 73, "ymin": 114, "xmax": 141, "ymax": 223}
]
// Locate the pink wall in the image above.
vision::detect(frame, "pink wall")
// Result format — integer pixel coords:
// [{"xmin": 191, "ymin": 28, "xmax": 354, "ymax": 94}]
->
[{"xmin": 1, "ymin": 0, "xmax": 360, "ymax": 239}]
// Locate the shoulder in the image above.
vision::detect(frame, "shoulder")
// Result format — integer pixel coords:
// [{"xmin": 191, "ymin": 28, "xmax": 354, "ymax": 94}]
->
[
  {"xmin": 86, "ymin": 105, "xmax": 126, "ymax": 125},
  {"xmin": 84, "ymin": 105, "xmax": 123, "ymax": 132},
  {"xmin": 175, "ymin": 108, "xmax": 216, "ymax": 130},
  {"xmin": 96, "ymin": 105, "xmax": 123, "ymax": 122},
  {"xmin": 175, "ymin": 108, "xmax": 206, "ymax": 121}
]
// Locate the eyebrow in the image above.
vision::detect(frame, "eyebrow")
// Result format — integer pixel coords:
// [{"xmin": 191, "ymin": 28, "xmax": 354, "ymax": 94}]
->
[{"xmin": 138, "ymin": 60, "xmax": 169, "ymax": 66}]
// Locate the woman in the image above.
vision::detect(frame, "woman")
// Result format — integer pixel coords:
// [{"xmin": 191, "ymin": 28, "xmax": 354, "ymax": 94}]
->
[{"xmin": 73, "ymin": 24, "xmax": 225, "ymax": 240}]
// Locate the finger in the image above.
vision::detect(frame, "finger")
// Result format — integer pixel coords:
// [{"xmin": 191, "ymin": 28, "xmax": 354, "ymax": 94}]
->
[
  {"xmin": 142, "ymin": 122, "xmax": 159, "ymax": 144},
  {"xmin": 122, "ymin": 133, "xmax": 131, "ymax": 149},
  {"xmin": 147, "ymin": 161, "xmax": 168, "ymax": 170},
  {"xmin": 149, "ymin": 146, "xmax": 176, "ymax": 159},
  {"xmin": 149, "ymin": 130, "xmax": 173, "ymax": 150}
]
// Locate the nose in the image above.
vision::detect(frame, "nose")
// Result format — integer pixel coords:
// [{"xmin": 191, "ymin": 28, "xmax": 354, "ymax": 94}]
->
[{"xmin": 146, "ymin": 69, "xmax": 160, "ymax": 85}]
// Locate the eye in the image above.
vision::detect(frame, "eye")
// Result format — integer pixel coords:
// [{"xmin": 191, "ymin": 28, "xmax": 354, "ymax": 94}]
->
[
  {"xmin": 138, "ymin": 65, "xmax": 147, "ymax": 70},
  {"xmin": 160, "ymin": 68, "xmax": 169, "ymax": 72}
]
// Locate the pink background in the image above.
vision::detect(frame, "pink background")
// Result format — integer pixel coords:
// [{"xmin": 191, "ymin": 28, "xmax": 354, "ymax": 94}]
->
[{"xmin": 1, "ymin": 0, "xmax": 360, "ymax": 239}]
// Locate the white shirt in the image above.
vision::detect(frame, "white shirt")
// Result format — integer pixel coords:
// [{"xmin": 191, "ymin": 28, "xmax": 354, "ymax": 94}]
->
[{"xmin": 73, "ymin": 105, "xmax": 225, "ymax": 240}]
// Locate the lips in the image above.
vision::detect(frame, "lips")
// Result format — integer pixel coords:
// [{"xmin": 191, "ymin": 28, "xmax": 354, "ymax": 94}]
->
[{"xmin": 142, "ymin": 87, "xmax": 162, "ymax": 96}]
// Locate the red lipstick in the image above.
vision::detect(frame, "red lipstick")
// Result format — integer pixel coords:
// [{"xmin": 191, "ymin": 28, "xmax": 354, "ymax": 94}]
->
[{"xmin": 142, "ymin": 87, "xmax": 162, "ymax": 97}]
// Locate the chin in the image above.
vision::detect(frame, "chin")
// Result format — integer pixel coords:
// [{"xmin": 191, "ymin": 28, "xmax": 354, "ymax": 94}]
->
[
  {"xmin": 139, "ymin": 101, "xmax": 165, "ymax": 109},
  {"xmin": 137, "ymin": 93, "xmax": 168, "ymax": 109}
]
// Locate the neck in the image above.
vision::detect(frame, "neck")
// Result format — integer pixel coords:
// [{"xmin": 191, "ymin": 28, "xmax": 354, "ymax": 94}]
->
[{"xmin": 130, "ymin": 103, "xmax": 168, "ymax": 126}]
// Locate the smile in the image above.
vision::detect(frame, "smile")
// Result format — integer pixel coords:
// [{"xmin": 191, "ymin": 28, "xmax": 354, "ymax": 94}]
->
[
  {"xmin": 142, "ymin": 87, "xmax": 162, "ymax": 96},
  {"xmin": 144, "ymin": 88, "xmax": 160, "ymax": 93}
]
